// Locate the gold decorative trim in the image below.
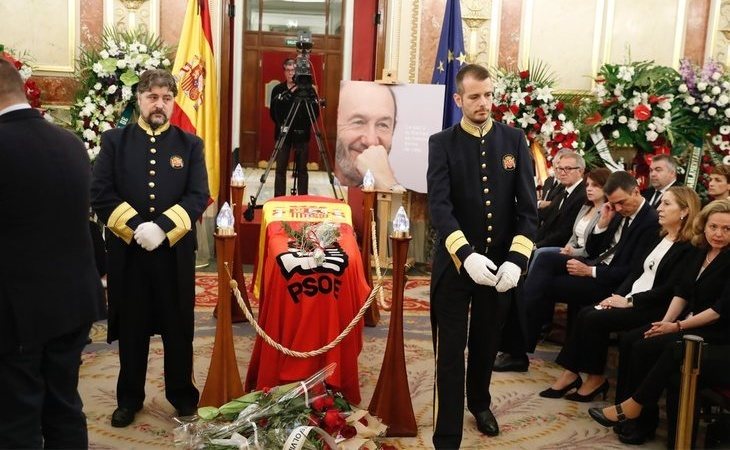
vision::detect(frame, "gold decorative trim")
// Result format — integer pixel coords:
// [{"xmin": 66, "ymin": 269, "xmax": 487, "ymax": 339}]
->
[
  {"xmin": 519, "ymin": 0, "xmax": 535, "ymax": 68},
  {"xmin": 108, "ymin": 202, "xmax": 138, "ymax": 244},
  {"xmin": 488, "ymin": 0, "xmax": 502, "ymax": 69},
  {"xmin": 510, "ymin": 234, "xmax": 534, "ymax": 258},
  {"xmin": 408, "ymin": 0, "xmax": 419, "ymax": 83},
  {"xmin": 163, "ymin": 204, "xmax": 192, "ymax": 246}
]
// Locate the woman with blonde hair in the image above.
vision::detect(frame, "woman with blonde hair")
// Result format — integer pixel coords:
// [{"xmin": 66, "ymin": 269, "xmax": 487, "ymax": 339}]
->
[
  {"xmin": 539, "ymin": 186, "xmax": 700, "ymax": 402},
  {"xmin": 589, "ymin": 198, "xmax": 730, "ymax": 445}
]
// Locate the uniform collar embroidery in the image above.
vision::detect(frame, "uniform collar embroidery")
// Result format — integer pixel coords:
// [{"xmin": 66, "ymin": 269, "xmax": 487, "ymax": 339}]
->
[
  {"xmin": 460, "ymin": 117, "xmax": 493, "ymax": 138},
  {"xmin": 137, "ymin": 116, "xmax": 171, "ymax": 136}
]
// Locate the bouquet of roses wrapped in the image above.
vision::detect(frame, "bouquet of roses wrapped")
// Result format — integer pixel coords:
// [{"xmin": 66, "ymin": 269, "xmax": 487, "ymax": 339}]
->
[{"xmin": 173, "ymin": 364, "xmax": 387, "ymax": 450}]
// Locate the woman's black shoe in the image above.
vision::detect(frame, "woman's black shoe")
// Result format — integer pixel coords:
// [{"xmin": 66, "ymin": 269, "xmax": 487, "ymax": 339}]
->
[
  {"xmin": 539, "ymin": 376, "xmax": 582, "ymax": 398},
  {"xmin": 565, "ymin": 379, "xmax": 609, "ymax": 402},
  {"xmin": 589, "ymin": 403, "xmax": 627, "ymax": 428},
  {"xmin": 618, "ymin": 425, "xmax": 655, "ymax": 445}
]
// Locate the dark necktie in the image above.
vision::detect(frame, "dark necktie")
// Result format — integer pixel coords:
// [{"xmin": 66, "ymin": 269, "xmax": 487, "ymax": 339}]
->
[
  {"xmin": 619, "ymin": 216, "xmax": 631, "ymax": 242},
  {"xmin": 558, "ymin": 190, "xmax": 569, "ymax": 210},
  {"xmin": 595, "ymin": 216, "xmax": 631, "ymax": 263},
  {"xmin": 650, "ymin": 191, "xmax": 662, "ymax": 208}
]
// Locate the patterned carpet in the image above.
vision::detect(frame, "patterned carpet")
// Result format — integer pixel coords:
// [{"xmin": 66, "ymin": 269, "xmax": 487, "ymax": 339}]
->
[{"xmin": 81, "ymin": 274, "xmax": 667, "ymax": 449}]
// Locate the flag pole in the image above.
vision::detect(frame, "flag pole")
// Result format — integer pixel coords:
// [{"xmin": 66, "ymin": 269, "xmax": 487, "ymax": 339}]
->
[{"xmin": 218, "ymin": 0, "xmax": 236, "ymax": 206}]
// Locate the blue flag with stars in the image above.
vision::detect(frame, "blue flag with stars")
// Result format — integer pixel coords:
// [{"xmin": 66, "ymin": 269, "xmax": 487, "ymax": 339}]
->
[{"xmin": 431, "ymin": 0, "xmax": 466, "ymax": 129}]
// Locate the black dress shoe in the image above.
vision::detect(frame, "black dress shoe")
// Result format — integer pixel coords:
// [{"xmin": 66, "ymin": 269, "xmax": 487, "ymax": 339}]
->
[
  {"xmin": 564, "ymin": 379, "xmax": 610, "ymax": 402},
  {"xmin": 111, "ymin": 406, "xmax": 139, "ymax": 428},
  {"xmin": 539, "ymin": 376, "xmax": 582, "ymax": 398},
  {"xmin": 493, "ymin": 353, "xmax": 529, "ymax": 372},
  {"xmin": 588, "ymin": 404, "xmax": 626, "ymax": 428},
  {"xmin": 618, "ymin": 424, "xmax": 655, "ymax": 445},
  {"xmin": 473, "ymin": 409, "xmax": 499, "ymax": 437}
]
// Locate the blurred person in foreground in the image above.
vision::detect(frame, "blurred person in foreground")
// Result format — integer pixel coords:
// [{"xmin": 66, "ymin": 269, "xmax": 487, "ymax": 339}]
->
[{"xmin": 0, "ymin": 57, "xmax": 105, "ymax": 448}]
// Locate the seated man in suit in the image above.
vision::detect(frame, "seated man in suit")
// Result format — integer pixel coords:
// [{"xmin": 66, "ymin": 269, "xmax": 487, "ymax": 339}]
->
[
  {"xmin": 642, "ymin": 154, "xmax": 679, "ymax": 208},
  {"xmin": 495, "ymin": 171, "xmax": 659, "ymax": 372}
]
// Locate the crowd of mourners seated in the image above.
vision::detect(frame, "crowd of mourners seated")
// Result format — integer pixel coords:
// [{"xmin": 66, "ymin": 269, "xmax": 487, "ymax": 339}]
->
[{"xmin": 494, "ymin": 156, "xmax": 730, "ymax": 447}]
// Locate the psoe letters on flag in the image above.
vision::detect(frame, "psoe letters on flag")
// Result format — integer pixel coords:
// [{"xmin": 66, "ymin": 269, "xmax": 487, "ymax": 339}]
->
[
  {"xmin": 170, "ymin": 0, "xmax": 220, "ymax": 200},
  {"xmin": 431, "ymin": 0, "xmax": 467, "ymax": 129}
]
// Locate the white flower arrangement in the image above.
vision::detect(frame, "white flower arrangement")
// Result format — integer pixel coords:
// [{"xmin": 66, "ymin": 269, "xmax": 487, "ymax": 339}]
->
[{"xmin": 70, "ymin": 29, "xmax": 171, "ymax": 161}]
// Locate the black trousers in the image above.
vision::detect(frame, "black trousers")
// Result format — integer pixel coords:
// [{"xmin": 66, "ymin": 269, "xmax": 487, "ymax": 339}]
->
[
  {"xmin": 274, "ymin": 140, "xmax": 309, "ymax": 197},
  {"xmin": 431, "ymin": 266, "xmax": 511, "ymax": 449},
  {"xmin": 555, "ymin": 305, "xmax": 664, "ymax": 375},
  {"xmin": 0, "ymin": 322, "xmax": 92, "ymax": 449},
  {"xmin": 116, "ymin": 247, "xmax": 199, "ymax": 412}
]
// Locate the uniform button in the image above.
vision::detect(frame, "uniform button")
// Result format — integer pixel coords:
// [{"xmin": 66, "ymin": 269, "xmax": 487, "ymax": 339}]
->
[
  {"xmin": 487, "ymin": 237, "xmax": 492, "ymax": 244},
  {"xmin": 150, "ymin": 137, "xmax": 156, "ymax": 143},
  {"xmin": 150, "ymin": 148, "xmax": 157, "ymax": 154},
  {"xmin": 487, "ymin": 213, "xmax": 493, "ymax": 219},
  {"xmin": 149, "ymin": 194, "xmax": 156, "ymax": 200},
  {"xmin": 149, "ymin": 207, "xmax": 156, "ymax": 212},
  {"xmin": 481, "ymin": 163, "xmax": 486, "ymax": 169},
  {"xmin": 149, "ymin": 170, "xmax": 156, "ymax": 176},
  {"xmin": 481, "ymin": 139, "xmax": 485, "ymax": 144},
  {"xmin": 149, "ymin": 182, "xmax": 155, "ymax": 188},
  {"xmin": 482, "ymin": 176, "xmax": 487, "ymax": 182},
  {"xmin": 488, "ymin": 226, "xmax": 493, "ymax": 231},
  {"xmin": 483, "ymin": 188, "xmax": 488, "ymax": 194},
  {"xmin": 481, "ymin": 151, "xmax": 485, "ymax": 156},
  {"xmin": 150, "ymin": 159, "xmax": 156, "ymax": 165},
  {"xmin": 486, "ymin": 200, "xmax": 491, "ymax": 206}
]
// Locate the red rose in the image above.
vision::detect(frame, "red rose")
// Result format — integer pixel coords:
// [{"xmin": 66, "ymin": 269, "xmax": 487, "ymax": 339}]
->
[
  {"xmin": 498, "ymin": 104, "xmax": 508, "ymax": 113},
  {"xmin": 340, "ymin": 424, "xmax": 357, "ymax": 439},
  {"xmin": 633, "ymin": 104, "xmax": 652, "ymax": 121},
  {"xmin": 535, "ymin": 108, "xmax": 545, "ymax": 118},
  {"xmin": 532, "ymin": 123, "xmax": 541, "ymax": 130},
  {"xmin": 555, "ymin": 101, "xmax": 565, "ymax": 112},
  {"xmin": 322, "ymin": 409, "xmax": 345, "ymax": 434},
  {"xmin": 312, "ymin": 397, "xmax": 326, "ymax": 411},
  {"xmin": 509, "ymin": 104, "xmax": 520, "ymax": 115},
  {"xmin": 519, "ymin": 70, "xmax": 529, "ymax": 79},
  {"xmin": 524, "ymin": 95, "xmax": 532, "ymax": 104},
  {"xmin": 526, "ymin": 85, "xmax": 534, "ymax": 93},
  {"xmin": 554, "ymin": 133, "xmax": 565, "ymax": 142}
]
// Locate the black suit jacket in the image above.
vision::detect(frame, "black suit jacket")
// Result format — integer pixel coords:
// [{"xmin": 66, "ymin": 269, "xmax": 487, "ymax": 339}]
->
[
  {"xmin": 0, "ymin": 108, "xmax": 105, "ymax": 353},
  {"xmin": 535, "ymin": 181, "xmax": 587, "ymax": 248},
  {"xmin": 614, "ymin": 237, "xmax": 693, "ymax": 311},
  {"xmin": 641, "ymin": 180, "xmax": 680, "ymax": 208},
  {"xmin": 585, "ymin": 200, "xmax": 660, "ymax": 287}
]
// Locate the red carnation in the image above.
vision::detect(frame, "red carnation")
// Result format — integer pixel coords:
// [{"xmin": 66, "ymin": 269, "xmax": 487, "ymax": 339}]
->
[
  {"xmin": 509, "ymin": 104, "xmax": 520, "ymax": 115},
  {"xmin": 526, "ymin": 85, "xmax": 534, "ymax": 93},
  {"xmin": 519, "ymin": 70, "xmax": 529, "ymax": 79},
  {"xmin": 524, "ymin": 95, "xmax": 532, "ymax": 104},
  {"xmin": 498, "ymin": 104, "xmax": 508, "ymax": 113},
  {"xmin": 633, "ymin": 104, "xmax": 652, "ymax": 121},
  {"xmin": 340, "ymin": 424, "xmax": 357, "ymax": 439},
  {"xmin": 555, "ymin": 101, "xmax": 565, "ymax": 112},
  {"xmin": 554, "ymin": 133, "xmax": 565, "ymax": 142},
  {"xmin": 584, "ymin": 112, "xmax": 603, "ymax": 126}
]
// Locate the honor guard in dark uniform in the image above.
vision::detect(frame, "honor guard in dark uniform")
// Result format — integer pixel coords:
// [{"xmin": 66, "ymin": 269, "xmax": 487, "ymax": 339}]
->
[
  {"xmin": 91, "ymin": 69, "xmax": 210, "ymax": 428},
  {"xmin": 427, "ymin": 64, "xmax": 538, "ymax": 449}
]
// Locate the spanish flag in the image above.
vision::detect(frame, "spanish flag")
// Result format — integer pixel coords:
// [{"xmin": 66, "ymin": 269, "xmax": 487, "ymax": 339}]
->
[{"xmin": 170, "ymin": 0, "xmax": 220, "ymax": 200}]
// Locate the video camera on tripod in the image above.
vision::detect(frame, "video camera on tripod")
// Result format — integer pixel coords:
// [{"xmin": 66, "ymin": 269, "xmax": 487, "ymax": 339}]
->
[{"xmin": 243, "ymin": 31, "xmax": 341, "ymax": 221}]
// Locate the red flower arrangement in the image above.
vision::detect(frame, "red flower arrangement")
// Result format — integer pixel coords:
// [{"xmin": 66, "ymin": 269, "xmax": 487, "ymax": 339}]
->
[{"xmin": 0, "ymin": 45, "xmax": 43, "ymax": 109}]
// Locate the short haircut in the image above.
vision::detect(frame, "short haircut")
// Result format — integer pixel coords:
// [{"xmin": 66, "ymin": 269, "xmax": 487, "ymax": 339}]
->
[
  {"xmin": 136, "ymin": 69, "xmax": 177, "ymax": 96},
  {"xmin": 651, "ymin": 154, "xmax": 677, "ymax": 173},
  {"xmin": 0, "ymin": 58, "xmax": 26, "ymax": 102},
  {"xmin": 557, "ymin": 150, "xmax": 586, "ymax": 170},
  {"xmin": 663, "ymin": 186, "xmax": 701, "ymax": 242},
  {"xmin": 691, "ymin": 198, "xmax": 730, "ymax": 248},
  {"xmin": 603, "ymin": 171, "xmax": 639, "ymax": 195},
  {"xmin": 711, "ymin": 164, "xmax": 730, "ymax": 182},
  {"xmin": 283, "ymin": 57, "xmax": 296, "ymax": 68},
  {"xmin": 455, "ymin": 64, "xmax": 490, "ymax": 95},
  {"xmin": 339, "ymin": 81, "xmax": 398, "ymax": 127}
]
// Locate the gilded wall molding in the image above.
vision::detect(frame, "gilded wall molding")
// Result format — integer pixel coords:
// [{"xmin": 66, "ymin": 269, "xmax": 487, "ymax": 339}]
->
[
  {"xmin": 103, "ymin": 0, "xmax": 159, "ymax": 34},
  {"xmin": 709, "ymin": 0, "xmax": 730, "ymax": 64}
]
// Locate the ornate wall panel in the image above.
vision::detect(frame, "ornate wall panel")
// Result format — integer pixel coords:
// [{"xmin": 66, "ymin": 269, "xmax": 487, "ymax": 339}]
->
[
  {"xmin": 103, "ymin": 0, "xmax": 159, "ymax": 35},
  {"xmin": 0, "ymin": 0, "xmax": 78, "ymax": 73},
  {"xmin": 520, "ymin": 0, "xmax": 602, "ymax": 92},
  {"xmin": 708, "ymin": 0, "xmax": 730, "ymax": 64}
]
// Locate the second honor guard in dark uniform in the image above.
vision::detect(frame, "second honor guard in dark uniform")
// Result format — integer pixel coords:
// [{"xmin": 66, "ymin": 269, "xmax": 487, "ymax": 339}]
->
[
  {"xmin": 427, "ymin": 64, "xmax": 538, "ymax": 449},
  {"xmin": 91, "ymin": 69, "xmax": 210, "ymax": 427}
]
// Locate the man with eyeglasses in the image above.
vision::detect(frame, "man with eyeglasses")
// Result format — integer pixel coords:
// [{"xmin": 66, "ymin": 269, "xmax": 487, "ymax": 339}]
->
[
  {"xmin": 495, "ymin": 171, "xmax": 659, "ymax": 373},
  {"xmin": 642, "ymin": 154, "xmax": 679, "ymax": 209}
]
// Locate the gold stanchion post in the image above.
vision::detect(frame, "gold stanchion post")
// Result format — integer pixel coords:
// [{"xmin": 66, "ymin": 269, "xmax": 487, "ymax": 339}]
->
[
  {"xmin": 200, "ymin": 203, "xmax": 244, "ymax": 407},
  {"xmin": 368, "ymin": 207, "xmax": 417, "ymax": 436},
  {"xmin": 676, "ymin": 334, "xmax": 704, "ymax": 450},
  {"xmin": 361, "ymin": 178, "xmax": 379, "ymax": 327}
]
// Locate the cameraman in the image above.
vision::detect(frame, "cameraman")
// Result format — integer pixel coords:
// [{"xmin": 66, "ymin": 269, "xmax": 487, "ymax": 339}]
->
[{"xmin": 270, "ymin": 57, "xmax": 318, "ymax": 197}]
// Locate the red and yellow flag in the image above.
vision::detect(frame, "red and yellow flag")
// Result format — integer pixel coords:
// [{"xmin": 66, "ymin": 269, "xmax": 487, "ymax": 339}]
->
[{"xmin": 170, "ymin": 0, "xmax": 219, "ymax": 200}]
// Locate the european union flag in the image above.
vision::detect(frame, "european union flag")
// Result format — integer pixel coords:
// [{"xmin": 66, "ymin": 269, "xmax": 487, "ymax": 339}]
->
[{"xmin": 431, "ymin": 0, "xmax": 467, "ymax": 129}]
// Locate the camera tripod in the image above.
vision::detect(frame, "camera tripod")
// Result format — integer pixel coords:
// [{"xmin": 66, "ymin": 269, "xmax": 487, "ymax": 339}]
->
[{"xmin": 244, "ymin": 86, "xmax": 342, "ymax": 221}]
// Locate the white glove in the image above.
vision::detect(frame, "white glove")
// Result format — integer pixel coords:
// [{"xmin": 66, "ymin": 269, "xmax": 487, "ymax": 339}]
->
[
  {"xmin": 463, "ymin": 253, "xmax": 498, "ymax": 286},
  {"xmin": 134, "ymin": 222, "xmax": 166, "ymax": 251},
  {"xmin": 495, "ymin": 261, "xmax": 521, "ymax": 292}
]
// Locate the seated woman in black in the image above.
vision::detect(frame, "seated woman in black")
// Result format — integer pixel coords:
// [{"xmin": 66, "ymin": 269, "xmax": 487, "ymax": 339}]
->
[
  {"xmin": 539, "ymin": 186, "xmax": 700, "ymax": 402},
  {"xmin": 588, "ymin": 199, "xmax": 730, "ymax": 445}
]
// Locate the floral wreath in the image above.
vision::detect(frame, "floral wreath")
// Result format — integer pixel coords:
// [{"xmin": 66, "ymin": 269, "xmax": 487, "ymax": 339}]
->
[
  {"xmin": 0, "ymin": 44, "xmax": 43, "ymax": 110},
  {"xmin": 491, "ymin": 61, "xmax": 582, "ymax": 164},
  {"xmin": 70, "ymin": 28, "xmax": 172, "ymax": 161}
]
